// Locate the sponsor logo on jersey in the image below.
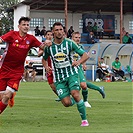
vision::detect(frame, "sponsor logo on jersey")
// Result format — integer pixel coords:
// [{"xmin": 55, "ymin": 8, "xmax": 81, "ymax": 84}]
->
[
  {"xmin": 73, "ymin": 53, "xmax": 79, "ymax": 61},
  {"xmin": 54, "ymin": 52, "xmax": 67, "ymax": 62}
]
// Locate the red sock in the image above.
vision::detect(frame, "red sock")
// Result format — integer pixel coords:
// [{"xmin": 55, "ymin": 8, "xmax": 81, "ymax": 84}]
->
[{"xmin": 0, "ymin": 101, "xmax": 7, "ymax": 114}]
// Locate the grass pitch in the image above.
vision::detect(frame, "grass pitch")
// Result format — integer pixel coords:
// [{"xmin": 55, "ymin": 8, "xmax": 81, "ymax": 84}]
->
[{"xmin": 0, "ymin": 81, "xmax": 132, "ymax": 133}]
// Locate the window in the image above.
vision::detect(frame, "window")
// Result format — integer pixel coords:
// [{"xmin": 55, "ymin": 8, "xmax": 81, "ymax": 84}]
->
[
  {"xmin": 79, "ymin": 19, "xmax": 83, "ymax": 29},
  {"xmin": 48, "ymin": 18, "xmax": 65, "ymax": 28},
  {"xmin": 30, "ymin": 18, "xmax": 44, "ymax": 28},
  {"xmin": 129, "ymin": 21, "xmax": 133, "ymax": 30}
]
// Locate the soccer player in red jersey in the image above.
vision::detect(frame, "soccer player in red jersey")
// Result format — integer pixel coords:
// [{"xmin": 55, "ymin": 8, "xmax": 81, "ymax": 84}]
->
[
  {"xmin": 0, "ymin": 17, "xmax": 51, "ymax": 114},
  {"xmin": 38, "ymin": 30, "xmax": 57, "ymax": 95}
]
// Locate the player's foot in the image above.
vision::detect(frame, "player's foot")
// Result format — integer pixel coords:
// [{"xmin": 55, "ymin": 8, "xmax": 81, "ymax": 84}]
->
[
  {"xmin": 81, "ymin": 120, "xmax": 89, "ymax": 126},
  {"xmin": 22, "ymin": 79, "xmax": 26, "ymax": 82},
  {"xmin": 55, "ymin": 98, "xmax": 61, "ymax": 102},
  {"xmin": 84, "ymin": 101, "xmax": 91, "ymax": 108},
  {"xmin": 8, "ymin": 92, "xmax": 16, "ymax": 108},
  {"xmin": 99, "ymin": 87, "xmax": 105, "ymax": 99}
]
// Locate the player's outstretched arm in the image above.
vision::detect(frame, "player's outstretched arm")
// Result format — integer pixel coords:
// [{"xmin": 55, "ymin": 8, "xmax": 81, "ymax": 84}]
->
[
  {"xmin": 0, "ymin": 38, "xmax": 3, "ymax": 44},
  {"xmin": 42, "ymin": 58, "xmax": 52, "ymax": 74}
]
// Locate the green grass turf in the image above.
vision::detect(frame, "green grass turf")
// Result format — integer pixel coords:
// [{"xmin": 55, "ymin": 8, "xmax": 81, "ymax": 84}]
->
[{"xmin": 0, "ymin": 81, "xmax": 132, "ymax": 133}]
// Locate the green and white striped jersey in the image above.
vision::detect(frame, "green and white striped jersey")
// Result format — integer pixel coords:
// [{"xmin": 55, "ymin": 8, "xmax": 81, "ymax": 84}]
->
[
  {"xmin": 43, "ymin": 38, "xmax": 85, "ymax": 82},
  {"xmin": 71, "ymin": 44, "xmax": 85, "ymax": 61},
  {"xmin": 71, "ymin": 44, "xmax": 85, "ymax": 69}
]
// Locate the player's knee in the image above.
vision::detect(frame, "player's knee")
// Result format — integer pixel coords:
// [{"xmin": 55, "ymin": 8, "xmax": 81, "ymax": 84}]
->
[
  {"xmin": 80, "ymin": 83, "xmax": 87, "ymax": 90},
  {"xmin": 61, "ymin": 99, "xmax": 71, "ymax": 107},
  {"xmin": 63, "ymin": 102, "xmax": 71, "ymax": 107},
  {"xmin": 71, "ymin": 91, "xmax": 80, "ymax": 101},
  {"xmin": 2, "ymin": 93, "xmax": 11, "ymax": 104}
]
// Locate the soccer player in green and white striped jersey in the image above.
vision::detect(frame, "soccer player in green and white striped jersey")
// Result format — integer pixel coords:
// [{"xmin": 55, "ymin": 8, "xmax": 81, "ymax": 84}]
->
[
  {"xmin": 42, "ymin": 22, "xmax": 89, "ymax": 126},
  {"xmin": 71, "ymin": 32, "xmax": 105, "ymax": 107}
]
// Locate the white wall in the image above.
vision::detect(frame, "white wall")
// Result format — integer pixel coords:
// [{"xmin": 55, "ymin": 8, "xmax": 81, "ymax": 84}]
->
[
  {"xmin": 115, "ymin": 14, "xmax": 133, "ymax": 34},
  {"xmin": 14, "ymin": 4, "xmax": 30, "ymax": 30}
]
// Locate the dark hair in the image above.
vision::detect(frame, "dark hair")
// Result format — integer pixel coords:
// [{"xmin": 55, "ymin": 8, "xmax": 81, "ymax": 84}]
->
[
  {"xmin": 101, "ymin": 57, "xmax": 104, "ymax": 60},
  {"xmin": 29, "ymin": 62, "xmax": 33, "ymax": 65},
  {"xmin": 18, "ymin": 17, "xmax": 31, "ymax": 24},
  {"xmin": 45, "ymin": 30, "xmax": 52, "ymax": 36},
  {"xmin": 52, "ymin": 22, "xmax": 63, "ymax": 29},
  {"xmin": 115, "ymin": 57, "xmax": 119, "ymax": 60}
]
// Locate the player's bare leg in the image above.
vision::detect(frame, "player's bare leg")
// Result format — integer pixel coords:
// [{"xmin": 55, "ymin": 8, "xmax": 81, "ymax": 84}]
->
[
  {"xmin": 0, "ymin": 93, "xmax": 4, "ymax": 101},
  {"xmin": 8, "ymin": 92, "xmax": 16, "ymax": 108},
  {"xmin": 0, "ymin": 88, "xmax": 14, "ymax": 114}
]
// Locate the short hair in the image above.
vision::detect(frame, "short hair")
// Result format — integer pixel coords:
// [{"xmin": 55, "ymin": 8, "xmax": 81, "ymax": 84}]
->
[
  {"xmin": 52, "ymin": 22, "xmax": 63, "ymax": 29},
  {"xmin": 115, "ymin": 57, "xmax": 119, "ymax": 60},
  {"xmin": 18, "ymin": 17, "xmax": 31, "ymax": 24},
  {"xmin": 71, "ymin": 31, "xmax": 80, "ymax": 37},
  {"xmin": 101, "ymin": 57, "xmax": 104, "ymax": 60},
  {"xmin": 29, "ymin": 62, "xmax": 33, "ymax": 65},
  {"xmin": 45, "ymin": 30, "xmax": 52, "ymax": 36}
]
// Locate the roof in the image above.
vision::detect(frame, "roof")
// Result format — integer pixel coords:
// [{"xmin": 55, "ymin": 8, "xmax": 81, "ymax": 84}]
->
[{"xmin": 20, "ymin": 0, "xmax": 132, "ymax": 13}]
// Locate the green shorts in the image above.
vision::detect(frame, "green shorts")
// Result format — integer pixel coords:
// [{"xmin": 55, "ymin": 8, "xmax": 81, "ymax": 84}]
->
[
  {"xmin": 54, "ymin": 74, "xmax": 80, "ymax": 100},
  {"xmin": 78, "ymin": 67, "xmax": 86, "ymax": 83}
]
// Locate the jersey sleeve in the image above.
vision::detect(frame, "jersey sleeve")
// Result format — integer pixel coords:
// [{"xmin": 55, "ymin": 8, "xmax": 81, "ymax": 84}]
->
[
  {"xmin": 43, "ymin": 47, "xmax": 50, "ymax": 60},
  {"xmin": 80, "ymin": 44, "xmax": 85, "ymax": 51},
  {"xmin": 30, "ymin": 35, "xmax": 42, "ymax": 48},
  {"xmin": 71, "ymin": 41, "xmax": 85, "ymax": 56},
  {"xmin": 0, "ymin": 30, "xmax": 14, "ymax": 43}
]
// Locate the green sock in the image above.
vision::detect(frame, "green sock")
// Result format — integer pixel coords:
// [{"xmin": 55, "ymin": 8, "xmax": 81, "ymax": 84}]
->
[
  {"xmin": 77, "ymin": 99, "xmax": 87, "ymax": 120},
  {"xmin": 82, "ymin": 89, "xmax": 88, "ymax": 102},
  {"xmin": 70, "ymin": 97, "xmax": 76, "ymax": 106},
  {"xmin": 86, "ymin": 82, "xmax": 102, "ymax": 93}
]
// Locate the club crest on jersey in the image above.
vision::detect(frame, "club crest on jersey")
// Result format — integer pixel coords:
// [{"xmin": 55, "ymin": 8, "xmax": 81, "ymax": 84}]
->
[
  {"xmin": 54, "ymin": 52, "xmax": 67, "ymax": 62},
  {"xmin": 26, "ymin": 40, "xmax": 30, "ymax": 44},
  {"xmin": 15, "ymin": 40, "xmax": 19, "ymax": 43}
]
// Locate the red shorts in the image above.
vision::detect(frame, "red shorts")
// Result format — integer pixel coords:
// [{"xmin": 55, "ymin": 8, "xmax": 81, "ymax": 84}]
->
[
  {"xmin": 0, "ymin": 69, "xmax": 22, "ymax": 91},
  {"xmin": 46, "ymin": 71, "xmax": 54, "ymax": 84}
]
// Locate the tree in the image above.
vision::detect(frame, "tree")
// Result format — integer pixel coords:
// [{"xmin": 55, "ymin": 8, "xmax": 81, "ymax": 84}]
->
[{"xmin": 0, "ymin": 0, "xmax": 18, "ymax": 35}]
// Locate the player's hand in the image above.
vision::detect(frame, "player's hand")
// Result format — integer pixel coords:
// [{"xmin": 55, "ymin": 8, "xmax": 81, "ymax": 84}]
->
[
  {"xmin": 45, "ymin": 66, "xmax": 53, "ymax": 74},
  {"xmin": 44, "ymin": 40, "xmax": 52, "ymax": 47},
  {"xmin": 82, "ymin": 64, "xmax": 87, "ymax": 71},
  {"xmin": 72, "ymin": 61, "xmax": 80, "ymax": 67}
]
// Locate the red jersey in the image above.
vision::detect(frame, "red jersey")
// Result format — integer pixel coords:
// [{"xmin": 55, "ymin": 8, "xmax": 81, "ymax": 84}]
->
[
  {"xmin": 46, "ymin": 56, "xmax": 54, "ymax": 84},
  {"xmin": 0, "ymin": 30, "xmax": 42, "ymax": 73}
]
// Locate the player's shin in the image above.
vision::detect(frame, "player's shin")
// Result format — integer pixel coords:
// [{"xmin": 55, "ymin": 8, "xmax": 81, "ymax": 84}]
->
[
  {"xmin": 77, "ymin": 99, "xmax": 87, "ymax": 120},
  {"xmin": 82, "ymin": 89, "xmax": 88, "ymax": 102},
  {"xmin": 0, "ymin": 101, "xmax": 8, "ymax": 114},
  {"xmin": 70, "ymin": 97, "xmax": 76, "ymax": 106}
]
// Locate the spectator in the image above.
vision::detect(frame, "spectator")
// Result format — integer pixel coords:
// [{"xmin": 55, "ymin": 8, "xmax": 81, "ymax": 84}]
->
[
  {"xmin": 87, "ymin": 31, "xmax": 97, "ymax": 44},
  {"xmin": 97, "ymin": 26, "xmax": 104, "ymax": 39},
  {"xmin": 34, "ymin": 26, "xmax": 41, "ymax": 36},
  {"xmin": 67, "ymin": 26, "xmax": 74, "ymax": 38},
  {"xmin": 85, "ymin": 22, "xmax": 92, "ymax": 33},
  {"xmin": 96, "ymin": 57, "xmax": 110, "ymax": 80},
  {"xmin": 40, "ymin": 26, "xmax": 46, "ymax": 36},
  {"xmin": 24, "ymin": 62, "xmax": 37, "ymax": 82},
  {"xmin": 122, "ymin": 27, "xmax": 126, "ymax": 37},
  {"xmin": 122, "ymin": 32, "xmax": 132, "ymax": 44},
  {"xmin": 112, "ymin": 57, "xmax": 126, "ymax": 80},
  {"xmin": 92, "ymin": 22, "xmax": 98, "ymax": 38}
]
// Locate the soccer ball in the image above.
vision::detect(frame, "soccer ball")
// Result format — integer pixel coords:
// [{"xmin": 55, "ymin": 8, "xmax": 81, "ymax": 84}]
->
[{"xmin": 95, "ymin": 78, "xmax": 100, "ymax": 82}]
